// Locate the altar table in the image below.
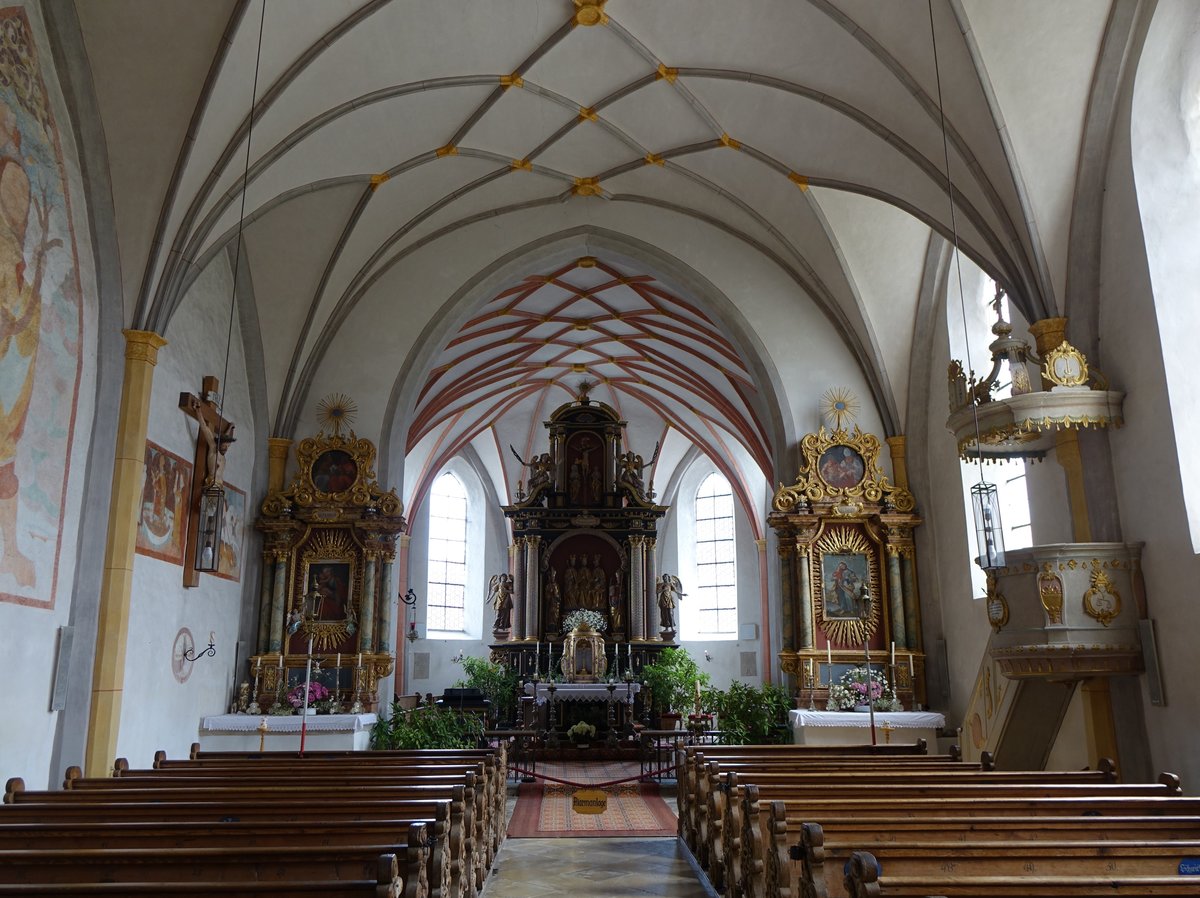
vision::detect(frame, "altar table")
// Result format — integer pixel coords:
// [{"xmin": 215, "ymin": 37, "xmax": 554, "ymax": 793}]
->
[
  {"xmin": 788, "ymin": 709, "xmax": 945, "ymax": 746},
  {"xmin": 198, "ymin": 713, "xmax": 377, "ymax": 752},
  {"xmin": 524, "ymin": 682, "xmax": 640, "ymax": 705}
]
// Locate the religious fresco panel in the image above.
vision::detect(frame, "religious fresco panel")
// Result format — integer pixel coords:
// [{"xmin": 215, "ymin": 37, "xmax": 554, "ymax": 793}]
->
[
  {"xmin": 0, "ymin": 8, "xmax": 85, "ymax": 608},
  {"xmin": 135, "ymin": 442, "xmax": 191, "ymax": 566},
  {"xmin": 215, "ymin": 483, "xmax": 245, "ymax": 582}
]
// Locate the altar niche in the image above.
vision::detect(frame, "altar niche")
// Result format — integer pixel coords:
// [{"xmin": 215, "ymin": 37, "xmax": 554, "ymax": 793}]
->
[
  {"xmin": 495, "ymin": 384, "xmax": 671, "ymax": 679},
  {"xmin": 769, "ymin": 420, "xmax": 925, "ymax": 711}
]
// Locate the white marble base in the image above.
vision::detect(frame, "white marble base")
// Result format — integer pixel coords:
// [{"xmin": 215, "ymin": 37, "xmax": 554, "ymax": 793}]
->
[
  {"xmin": 788, "ymin": 709, "xmax": 945, "ymax": 747},
  {"xmin": 198, "ymin": 713, "xmax": 377, "ymax": 752}
]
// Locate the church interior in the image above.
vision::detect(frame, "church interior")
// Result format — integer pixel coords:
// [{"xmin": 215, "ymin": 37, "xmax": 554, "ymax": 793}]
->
[{"xmin": 2, "ymin": 0, "xmax": 1199, "ymax": 842}]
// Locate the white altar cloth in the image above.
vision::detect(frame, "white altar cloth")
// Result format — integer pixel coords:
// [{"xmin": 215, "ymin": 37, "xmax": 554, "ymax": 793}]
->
[
  {"xmin": 198, "ymin": 713, "xmax": 377, "ymax": 751},
  {"xmin": 524, "ymin": 682, "xmax": 640, "ymax": 705},
  {"xmin": 789, "ymin": 710, "xmax": 945, "ymax": 746}
]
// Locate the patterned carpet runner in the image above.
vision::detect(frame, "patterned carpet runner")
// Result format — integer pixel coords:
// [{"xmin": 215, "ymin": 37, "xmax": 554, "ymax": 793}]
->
[{"xmin": 507, "ymin": 761, "xmax": 678, "ymax": 838}]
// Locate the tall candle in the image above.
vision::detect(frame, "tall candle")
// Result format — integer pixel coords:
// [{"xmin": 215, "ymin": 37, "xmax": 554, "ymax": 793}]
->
[
  {"xmin": 890, "ymin": 641, "xmax": 895, "ymax": 667},
  {"xmin": 357, "ymin": 652, "xmax": 363, "ymax": 667},
  {"xmin": 335, "ymin": 652, "xmax": 340, "ymax": 669},
  {"xmin": 909, "ymin": 653, "xmax": 915, "ymax": 676},
  {"xmin": 826, "ymin": 639, "xmax": 833, "ymax": 668},
  {"xmin": 278, "ymin": 653, "xmax": 284, "ymax": 669},
  {"xmin": 255, "ymin": 657, "xmax": 261, "ymax": 673}
]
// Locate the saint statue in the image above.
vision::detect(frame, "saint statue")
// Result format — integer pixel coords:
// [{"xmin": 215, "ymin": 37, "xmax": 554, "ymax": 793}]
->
[
  {"xmin": 545, "ymin": 569, "xmax": 562, "ymax": 631},
  {"xmin": 657, "ymin": 573, "xmax": 684, "ymax": 631},
  {"xmin": 487, "ymin": 572, "xmax": 514, "ymax": 631}
]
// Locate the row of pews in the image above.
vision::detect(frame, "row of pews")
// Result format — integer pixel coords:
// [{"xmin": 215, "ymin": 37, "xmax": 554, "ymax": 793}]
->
[
  {"xmin": 676, "ymin": 740, "xmax": 1200, "ymax": 898},
  {"xmin": 0, "ymin": 742, "xmax": 509, "ymax": 898}
]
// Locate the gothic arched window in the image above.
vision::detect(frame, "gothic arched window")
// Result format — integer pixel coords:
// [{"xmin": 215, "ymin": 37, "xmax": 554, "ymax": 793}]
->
[
  {"xmin": 691, "ymin": 472, "xmax": 738, "ymax": 636},
  {"xmin": 427, "ymin": 472, "xmax": 468, "ymax": 631}
]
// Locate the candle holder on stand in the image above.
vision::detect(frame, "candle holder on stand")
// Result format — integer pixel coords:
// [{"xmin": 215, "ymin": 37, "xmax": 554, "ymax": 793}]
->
[
  {"xmin": 805, "ymin": 659, "xmax": 816, "ymax": 711},
  {"xmin": 606, "ymin": 682, "xmax": 619, "ymax": 746},
  {"xmin": 247, "ymin": 665, "xmax": 263, "ymax": 715},
  {"xmin": 269, "ymin": 665, "xmax": 288, "ymax": 714},
  {"xmin": 545, "ymin": 681, "xmax": 560, "ymax": 748},
  {"xmin": 349, "ymin": 662, "xmax": 366, "ymax": 714}
]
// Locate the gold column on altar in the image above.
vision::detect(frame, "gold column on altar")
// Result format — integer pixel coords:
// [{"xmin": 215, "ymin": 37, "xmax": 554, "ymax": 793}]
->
[{"xmin": 85, "ymin": 330, "xmax": 167, "ymax": 776}]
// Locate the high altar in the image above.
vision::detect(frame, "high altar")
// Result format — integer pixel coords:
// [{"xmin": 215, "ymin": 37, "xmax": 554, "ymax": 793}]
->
[
  {"xmin": 494, "ymin": 385, "xmax": 671, "ymax": 683},
  {"xmin": 769, "ymin": 409, "xmax": 926, "ymax": 710},
  {"xmin": 243, "ymin": 407, "xmax": 406, "ymax": 713}
]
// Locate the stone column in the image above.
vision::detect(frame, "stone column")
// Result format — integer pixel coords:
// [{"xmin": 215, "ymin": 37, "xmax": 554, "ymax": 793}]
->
[
  {"xmin": 797, "ymin": 545, "xmax": 813, "ymax": 648},
  {"xmin": 266, "ymin": 437, "xmax": 292, "ymax": 493},
  {"xmin": 511, "ymin": 537, "xmax": 526, "ymax": 639},
  {"xmin": 377, "ymin": 553, "xmax": 395, "ymax": 653},
  {"xmin": 645, "ymin": 537, "xmax": 660, "ymax": 637},
  {"xmin": 778, "ymin": 541, "xmax": 796, "ymax": 651},
  {"xmin": 629, "ymin": 536, "xmax": 645, "ymax": 641},
  {"xmin": 886, "ymin": 548, "xmax": 906, "ymax": 649},
  {"xmin": 524, "ymin": 535, "xmax": 541, "ymax": 640},
  {"xmin": 900, "ymin": 550, "xmax": 920, "ymax": 650},
  {"xmin": 85, "ymin": 330, "xmax": 167, "ymax": 777},
  {"xmin": 395, "ymin": 534, "xmax": 411, "ymax": 692},
  {"xmin": 268, "ymin": 552, "xmax": 288, "ymax": 652},
  {"xmin": 360, "ymin": 552, "xmax": 378, "ymax": 649},
  {"xmin": 256, "ymin": 550, "xmax": 273, "ymax": 653}
]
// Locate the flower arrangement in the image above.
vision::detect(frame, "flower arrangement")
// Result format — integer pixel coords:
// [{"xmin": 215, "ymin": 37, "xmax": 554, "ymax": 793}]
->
[
  {"xmin": 288, "ymin": 681, "xmax": 331, "ymax": 709},
  {"xmin": 562, "ymin": 608, "xmax": 607, "ymax": 633},
  {"xmin": 826, "ymin": 666, "xmax": 901, "ymax": 712},
  {"xmin": 567, "ymin": 721, "xmax": 596, "ymax": 743}
]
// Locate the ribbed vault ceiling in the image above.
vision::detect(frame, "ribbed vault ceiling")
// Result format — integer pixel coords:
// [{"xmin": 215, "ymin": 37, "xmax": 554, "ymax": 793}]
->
[{"xmin": 75, "ymin": 0, "xmax": 1117, "ymax": 505}]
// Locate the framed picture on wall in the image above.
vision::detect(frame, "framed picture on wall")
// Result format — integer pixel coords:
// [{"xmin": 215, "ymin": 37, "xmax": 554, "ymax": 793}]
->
[
  {"xmin": 214, "ymin": 483, "xmax": 246, "ymax": 582},
  {"xmin": 813, "ymin": 524, "xmax": 881, "ymax": 646},
  {"xmin": 136, "ymin": 442, "xmax": 191, "ymax": 565}
]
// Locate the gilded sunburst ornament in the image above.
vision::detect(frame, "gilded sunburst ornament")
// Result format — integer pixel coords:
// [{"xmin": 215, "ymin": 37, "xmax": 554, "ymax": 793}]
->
[
  {"xmin": 821, "ymin": 388, "xmax": 859, "ymax": 431},
  {"xmin": 317, "ymin": 393, "xmax": 358, "ymax": 436}
]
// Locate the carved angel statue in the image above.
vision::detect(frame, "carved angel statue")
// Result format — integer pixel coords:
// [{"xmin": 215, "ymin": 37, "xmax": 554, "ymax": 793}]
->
[
  {"xmin": 510, "ymin": 446, "xmax": 553, "ymax": 496},
  {"xmin": 487, "ymin": 572, "xmax": 515, "ymax": 632},
  {"xmin": 656, "ymin": 573, "xmax": 684, "ymax": 631}
]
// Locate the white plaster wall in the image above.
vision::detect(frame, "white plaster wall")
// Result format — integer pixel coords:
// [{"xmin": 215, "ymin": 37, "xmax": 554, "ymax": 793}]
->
[
  {"xmin": 0, "ymin": 1, "xmax": 101, "ymax": 790},
  {"xmin": 116, "ymin": 256, "xmax": 256, "ymax": 769},
  {"xmin": 1103, "ymin": 47, "xmax": 1200, "ymax": 791}
]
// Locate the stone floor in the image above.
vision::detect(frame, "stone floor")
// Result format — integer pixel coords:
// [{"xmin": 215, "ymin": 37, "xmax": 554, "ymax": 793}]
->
[
  {"xmin": 479, "ymin": 837, "xmax": 716, "ymax": 898},
  {"xmin": 480, "ymin": 773, "xmax": 715, "ymax": 897}
]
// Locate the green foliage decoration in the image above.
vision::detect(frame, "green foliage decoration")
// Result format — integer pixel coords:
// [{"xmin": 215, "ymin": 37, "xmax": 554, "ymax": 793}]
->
[
  {"xmin": 639, "ymin": 647, "xmax": 709, "ymax": 717},
  {"xmin": 370, "ymin": 700, "xmax": 486, "ymax": 750},
  {"xmin": 454, "ymin": 655, "xmax": 520, "ymax": 725},
  {"xmin": 701, "ymin": 680, "xmax": 791, "ymax": 745}
]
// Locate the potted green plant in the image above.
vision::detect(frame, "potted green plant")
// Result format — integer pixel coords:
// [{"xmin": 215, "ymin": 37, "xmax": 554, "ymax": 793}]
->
[
  {"xmin": 454, "ymin": 655, "xmax": 520, "ymax": 726},
  {"xmin": 701, "ymin": 680, "xmax": 791, "ymax": 744},
  {"xmin": 567, "ymin": 720, "xmax": 596, "ymax": 747},
  {"xmin": 639, "ymin": 647, "xmax": 709, "ymax": 727},
  {"xmin": 370, "ymin": 700, "xmax": 485, "ymax": 749}
]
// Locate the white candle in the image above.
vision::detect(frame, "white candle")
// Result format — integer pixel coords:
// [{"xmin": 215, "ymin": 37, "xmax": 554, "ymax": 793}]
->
[
  {"xmin": 827, "ymin": 639, "xmax": 833, "ymax": 668},
  {"xmin": 891, "ymin": 641, "xmax": 895, "ymax": 667},
  {"xmin": 255, "ymin": 658, "xmax": 261, "ymax": 673},
  {"xmin": 357, "ymin": 652, "xmax": 363, "ymax": 667},
  {"xmin": 278, "ymin": 653, "xmax": 284, "ymax": 669},
  {"xmin": 909, "ymin": 653, "xmax": 915, "ymax": 676},
  {"xmin": 335, "ymin": 652, "xmax": 341, "ymax": 669}
]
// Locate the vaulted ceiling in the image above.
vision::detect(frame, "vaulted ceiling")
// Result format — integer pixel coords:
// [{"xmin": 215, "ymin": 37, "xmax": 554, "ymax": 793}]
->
[{"xmin": 72, "ymin": 0, "xmax": 1118, "ymax": 511}]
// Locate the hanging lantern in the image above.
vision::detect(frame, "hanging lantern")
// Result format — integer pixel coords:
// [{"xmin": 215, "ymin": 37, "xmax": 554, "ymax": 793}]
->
[
  {"xmin": 194, "ymin": 483, "xmax": 225, "ymax": 572},
  {"xmin": 970, "ymin": 481, "xmax": 1005, "ymax": 570}
]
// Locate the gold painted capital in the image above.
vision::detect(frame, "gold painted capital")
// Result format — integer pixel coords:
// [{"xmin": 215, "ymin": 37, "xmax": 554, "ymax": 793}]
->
[
  {"xmin": 1028, "ymin": 317, "xmax": 1069, "ymax": 356},
  {"xmin": 122, "ymin": 329, "xmax": 167, "ymax": 364},
  {"xmin": 754, "ymin": 538, "xmax": 768, "ymax": 550}
]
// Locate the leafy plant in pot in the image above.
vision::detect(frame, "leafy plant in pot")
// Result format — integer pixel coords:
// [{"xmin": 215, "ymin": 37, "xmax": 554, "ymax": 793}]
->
[
  {"xmin": 454, "ymin": 655, "xmax": 520, "ymax": 726},
  {"xmin": 639, "ymin": 648, "xmax": 709, "ymax": 727}
]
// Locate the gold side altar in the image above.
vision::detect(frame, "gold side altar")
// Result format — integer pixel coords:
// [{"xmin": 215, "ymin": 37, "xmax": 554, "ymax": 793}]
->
[
  {"xmin": 247, "ymin": 400, "xmax": 405, "ymax": 712},
  {"xmin": 769, "ymin": 411, "xmax": 925, "ymax": 710}
]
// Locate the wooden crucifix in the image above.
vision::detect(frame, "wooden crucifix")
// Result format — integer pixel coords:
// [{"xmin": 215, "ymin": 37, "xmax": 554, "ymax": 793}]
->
[{"xmin": 179, "ymin": 375, "xmax": 236, "ymax": 587}]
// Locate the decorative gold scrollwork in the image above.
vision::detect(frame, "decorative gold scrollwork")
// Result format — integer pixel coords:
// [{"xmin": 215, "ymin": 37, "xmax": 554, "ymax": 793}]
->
[
  {"xmin": 986, "ymin": 572, "xmax": 1009, "ymax": 632},
  {"xmin": 1037, "ymin": 563, "xmax": 1065, "ymax": 625},
  {"xmin": 772, "ymin": 424, "xmax": 915, "ymax": 513},
  {"xmin": 1082, "ymin": 560, "xmax": 1122, "ymax": 627}
]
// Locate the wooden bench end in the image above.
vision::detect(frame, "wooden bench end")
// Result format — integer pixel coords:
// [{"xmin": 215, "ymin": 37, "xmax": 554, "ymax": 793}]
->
[{"xmin": 3, "ymin": 776, "xmax": 23, "ymax": 804}]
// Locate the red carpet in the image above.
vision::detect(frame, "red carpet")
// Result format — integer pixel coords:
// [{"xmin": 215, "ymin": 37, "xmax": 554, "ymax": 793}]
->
[{"xmin": 507, "ymin": 761, "xmax": 678, "ymax": 838}]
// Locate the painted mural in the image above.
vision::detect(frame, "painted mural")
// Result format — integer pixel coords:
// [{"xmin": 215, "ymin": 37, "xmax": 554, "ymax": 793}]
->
[
  {"xmin": 136, "ymin": 442, "xmax": 191, "ymax": 566},
  {"xmin": 216, "ymin": 483, "xmax": 245, "ymax": 583},
  {"xmin": 0, "ymin": 9, "xmax": 83, "ymax": 608}
]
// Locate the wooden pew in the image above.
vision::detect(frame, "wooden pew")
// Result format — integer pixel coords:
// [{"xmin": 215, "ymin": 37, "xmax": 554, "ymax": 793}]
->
[
  {"xmin": 0, "ymin": 832, "xmax": 429, "ymax": 898},
  {"xmin": 694, "ymin": 761, "xmax": 1128, "ymax": 892},
  {"xmin": 795, "ymin": 818, "xmax": 1200, "ymax": 898},
  {"xmin": 0, "ymin": 853, "xmax": 406, "ymax": 897},
  {"xmin": 842, "ymin": 849, "xmax": 1200, "ymax": 897},
  {"xmin": 0, "ymin": 791, "xmax": 461, "ymax": 898},
  {"xmin": 746, "ymin": 791, "xmax": 1200, "ymax": 898}
]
